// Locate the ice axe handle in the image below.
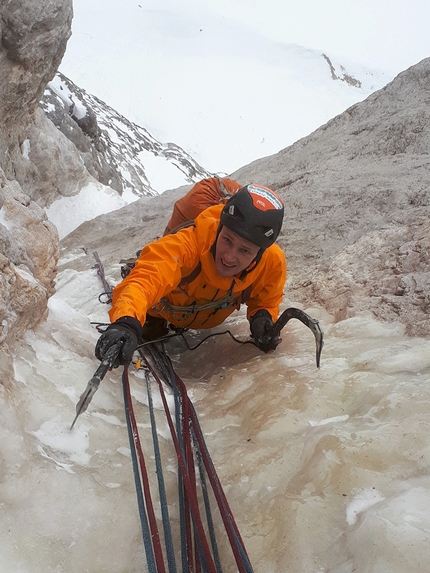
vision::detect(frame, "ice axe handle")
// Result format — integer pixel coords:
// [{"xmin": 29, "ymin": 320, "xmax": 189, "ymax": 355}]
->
[
  {"xmin": 91, "ymin": 341, "xmax": 122, "ymax": 383},
  {"xmin": 70, "ymin": 342, "xmax": 122, "ymax": 429}
]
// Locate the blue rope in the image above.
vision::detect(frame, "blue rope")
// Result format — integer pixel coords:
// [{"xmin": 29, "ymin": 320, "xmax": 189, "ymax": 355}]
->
[
  {"xmin": 192, "ymin": 427, "xmax": 223, "ymax": 573},
  {"xmin": 146, "ymin": 345, "xmax": 189, "ymax": 571},
  {"xmin": 121, "ymin": 368, "xmax": 158, "ymax": 573},
  {"xmin": 142, "ymin": 344, "xmax": 254, "ymax": 572},
  {"xmin": 145, "ymin": 371, "xmax": 178, "ymax": 573},
  {"xmin": 161, "ymin": 346, "xmax": 212, "ymax": 573}
]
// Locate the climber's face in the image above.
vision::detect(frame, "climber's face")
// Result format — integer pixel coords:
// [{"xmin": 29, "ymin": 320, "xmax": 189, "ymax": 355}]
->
[{"xmin": 215, "ymin": 226, "xmax": 260, "ymax": 277}]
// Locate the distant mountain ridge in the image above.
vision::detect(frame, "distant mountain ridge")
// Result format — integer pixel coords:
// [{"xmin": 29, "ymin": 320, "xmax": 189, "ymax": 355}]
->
[{"xmin": 40, "ymin": 72, "xmax": 212, "ymax": 198}]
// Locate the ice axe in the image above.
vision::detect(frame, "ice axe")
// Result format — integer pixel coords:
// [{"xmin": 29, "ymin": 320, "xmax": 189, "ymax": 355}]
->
[
  {"xmin": 70, "ymin": 341, "xmax": 122, "ymax": 429},
  {"xmin": 260, "ymin": 307, "xmax": 324, "ymax": 367}
]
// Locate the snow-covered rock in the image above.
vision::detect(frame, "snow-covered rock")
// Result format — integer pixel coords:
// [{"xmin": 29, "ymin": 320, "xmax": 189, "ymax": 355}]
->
[{"xmin": 40, "ymin": 72, "xmax": 212, "ymax": 199}]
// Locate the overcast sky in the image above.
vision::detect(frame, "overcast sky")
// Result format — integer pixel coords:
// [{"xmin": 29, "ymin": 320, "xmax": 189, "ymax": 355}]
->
[{"xmin": 195, "ymin": 0, "xmax": 430, "ymax": 74}]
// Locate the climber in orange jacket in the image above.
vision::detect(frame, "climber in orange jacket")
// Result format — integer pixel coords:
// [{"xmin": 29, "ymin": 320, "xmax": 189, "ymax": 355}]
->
[{"xmin": 95, "ymin": 184, "xmax": 287, "ymax": 366}]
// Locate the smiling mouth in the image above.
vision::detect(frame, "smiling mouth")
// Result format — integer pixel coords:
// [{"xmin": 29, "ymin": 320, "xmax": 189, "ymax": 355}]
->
[{"xmin": 221, "ymin": 258, "xmax": 236, "ymax": 268}]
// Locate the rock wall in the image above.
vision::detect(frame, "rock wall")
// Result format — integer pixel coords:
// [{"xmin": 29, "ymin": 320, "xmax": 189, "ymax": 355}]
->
[
  {"xmin": 19, "ymin": 108, "xmax": 90, "ymax": 206},
  {"xmin": 0, "ymin": 0, "xmax": 73, "ymax": 356},
  {"xmin": 232, "ymin": 58, "xmax": 430, "ymax": 336},
  {"xmin": 40, "ymin": 74, "xmax": 125, "ymax": 196},
  {"xmin": 0, "ymin": 0, "xmax": 90, "ymax": 205},
  {"xmin": 0, "ymin": 171, "xmax": 58, "ymax": 345},
  {"xmin": 1, "ymin": 0, "xmax": 429, "ymax": 359},
  {"xmin": 40, "ymin": 72, "xmax": 212, "ymax": 200}
]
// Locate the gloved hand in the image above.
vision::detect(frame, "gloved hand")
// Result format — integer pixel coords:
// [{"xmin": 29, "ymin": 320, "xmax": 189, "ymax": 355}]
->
[
  {"xmin": 95, "ymin": 316, "xmax": 143, "ymax": 367},
  {"xmin": 250, "ymin": 309, "xmax": 281, "ymax": 353}
]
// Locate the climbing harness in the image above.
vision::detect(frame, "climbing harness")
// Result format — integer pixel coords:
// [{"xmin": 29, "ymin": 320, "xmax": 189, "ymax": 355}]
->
[{"xmin": 154, "ymin": 283, "xmax": 251, "ymax": 319}]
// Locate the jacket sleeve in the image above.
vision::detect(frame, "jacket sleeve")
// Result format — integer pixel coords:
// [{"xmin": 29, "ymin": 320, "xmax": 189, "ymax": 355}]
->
[
  {"xmin": 246, "ymin": 244, "xmax": 287, "ymax": 323},
  {"xmin": 109, "ymin": 229, "xmax": 198, "ymax": 324}
]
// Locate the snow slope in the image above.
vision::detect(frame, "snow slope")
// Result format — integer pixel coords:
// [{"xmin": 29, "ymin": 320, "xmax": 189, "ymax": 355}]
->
[{"xmin": 60, "ymin": 0, "xmax": 391, "ymax": 174}]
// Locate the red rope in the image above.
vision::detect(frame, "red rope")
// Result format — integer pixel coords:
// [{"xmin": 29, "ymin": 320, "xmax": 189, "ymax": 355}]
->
[
  {"xmin": 181, "ymin": 395, "xmax": 195, "ymax": 569},
  {"xmin": 188, "ymin": 401, "xmax": 251, "ymax": 573},
  {"xmin": 145, "ymin": 358, "xmax": 218, "ymax": 573},
  {"xmin": 172, "ymin": 368, "xmax": 252, "ymax": 573},
  {"xmin": 135, "ymin": 348, "xmax": 254, "ymax": 572},
  {"xmin": 122, "ymin": 368, "xmax": 167, "ymax": 573}
]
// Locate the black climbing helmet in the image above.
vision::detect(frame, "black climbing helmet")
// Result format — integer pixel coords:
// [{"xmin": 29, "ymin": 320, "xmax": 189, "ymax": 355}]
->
[{"xmin": 220, "ymin": 184, "xmax": 284, "ymax": 249}]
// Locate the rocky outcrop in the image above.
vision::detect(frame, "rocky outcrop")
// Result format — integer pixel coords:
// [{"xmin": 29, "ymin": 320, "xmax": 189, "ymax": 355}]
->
[
  {"xmin": 40, "ymin": 75, "xmax": 125, "ymax": 196},
  {"xmin": 0, "ymin": 171, "xmax": 58, "ymax": 346},
  {"xmin": 232, "ymin": 58, "xmax": 430, "ymax": 336},
  {"xmin": 307, "ymin": 220, "xmax": 430, "ymax": 336},
  {"xmin": 0, "ymin": 0, "xmax": 71, "ymax": 355},
  {"xmin": 0, "ymin": 0, "xmax": 77, "ymax": 200},
  {"xmin": 0, "ymin": 0, "xmax": 210, "ymax": 359},
  {"xmin": 1, "ymin": 0, "xmax": 429, "ymax": 356},
  {"xmin": 16, "ymin": 108, "xmax": 91, "ymax": 207},
  {"xmin": 40, "ymin": 73, "xmax": 212, "ymax": 199}
]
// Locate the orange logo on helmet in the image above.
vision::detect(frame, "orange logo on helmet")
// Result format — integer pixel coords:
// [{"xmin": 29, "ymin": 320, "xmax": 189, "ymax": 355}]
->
[{"xmin": 248, "ymin": 185, "xmax": 283, "ymax": 211}]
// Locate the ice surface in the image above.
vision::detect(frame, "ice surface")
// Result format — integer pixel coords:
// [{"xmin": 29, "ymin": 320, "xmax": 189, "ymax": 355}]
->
[{"xmin": 4, "ymin": 276, "xmax": 430, "ymax": 571}]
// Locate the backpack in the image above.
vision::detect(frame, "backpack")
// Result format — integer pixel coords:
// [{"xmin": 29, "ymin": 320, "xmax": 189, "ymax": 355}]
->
[
  {"xmin": 120, "ymin": 176, "xmax": 242, "ymax": 278},
  {"xmin": 163, "ymin": 176, "xmax": 242, "ymax": 234}
]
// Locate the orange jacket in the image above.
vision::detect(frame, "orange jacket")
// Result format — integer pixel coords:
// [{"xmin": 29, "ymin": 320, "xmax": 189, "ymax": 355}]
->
[
  {"xmin": 110, "ymin": 205, "xmax": 287, "ymax": 329},
  {"xmin": 163, "ymin": 176, "xmax": 242, "ymax": 234}
]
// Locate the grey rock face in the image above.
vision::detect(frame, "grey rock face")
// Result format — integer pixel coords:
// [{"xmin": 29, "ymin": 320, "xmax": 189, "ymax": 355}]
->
[
  {"xmin": 0, "ymin": 0, "xmax": 210, "ymax": 358},
  {"xmin": 0, "ymin": 171, "xmax": 58, "ymax": 346},
  {"xmin": 0, "ymin": 0, "xmax": 73, "ymax": 158},
  {"xmin": 314, "ymin": 221, "xmax": 430, "ymax": 336},
  {"xmin": 232, "ymin": 58, "xmax": 430, "ymax": 336},
  {"xmin": 20, "ymin": 108, "xmax": 90, "ymax": 207},
  {"xmin": 40, "ymin": 77, "xmax": 124, "ymax": 195},
  {"xmin": 0, "ymin": 0, "xmax": 87, "ymax": 206},
  {"xmin": 62, "ymin": 59, "xmax": 430, "ymax": 338},
  {"xmin": 0, "ymin": 0, "xmax": 71, "ymax": 353},
  {"xmin": 1, "ymin": 0, "xmax": 429, "ymax": 354}
]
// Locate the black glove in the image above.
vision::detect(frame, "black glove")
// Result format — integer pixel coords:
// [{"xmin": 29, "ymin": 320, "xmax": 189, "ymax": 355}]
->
[
  {"xmin": 250, "ymin": 309, "xmax": 281, "ymax": 353},
  {"xmin": 95, "ymin": 316, "xmax": 143, "ymax": 367}
]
